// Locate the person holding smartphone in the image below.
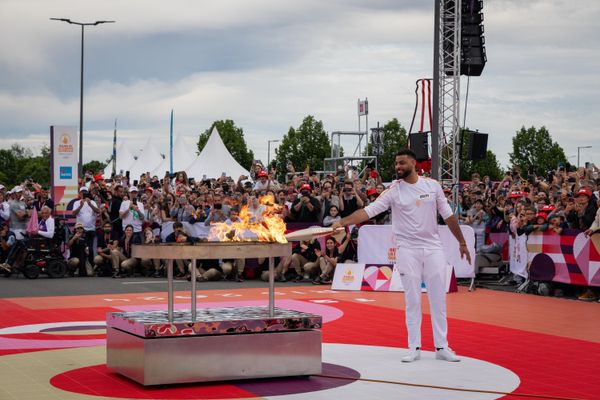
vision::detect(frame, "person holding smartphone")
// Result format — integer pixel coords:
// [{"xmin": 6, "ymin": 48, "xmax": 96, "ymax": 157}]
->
[
  {"xmin": 119, "ymin": 187, "xmax": 145, "ymax": 244},
  {"xmin": 339, "ymin": 180, "xmax": 364, "ymax": 218},
  {"xmin": 67, "ymin": 223, "xmax": 89, "ymax": 277},
  {"xmin": 72, "ymin": 187, "xmax": 101, "ymax": 267}
]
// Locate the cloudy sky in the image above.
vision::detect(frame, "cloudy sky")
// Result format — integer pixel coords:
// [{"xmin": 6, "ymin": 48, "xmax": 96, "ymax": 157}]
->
[{"xmin": 0, "ymin": 0, "xmax": 598, "ymax": 172}]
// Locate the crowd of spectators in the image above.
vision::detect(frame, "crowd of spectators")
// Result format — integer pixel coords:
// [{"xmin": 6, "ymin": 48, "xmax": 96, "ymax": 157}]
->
[{"xmin": 0, "ymin": 160, "xmax": 598, "ymax": 298}]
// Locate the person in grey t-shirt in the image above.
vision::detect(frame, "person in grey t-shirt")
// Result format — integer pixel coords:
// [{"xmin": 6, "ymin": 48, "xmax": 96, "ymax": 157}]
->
[{"xmin": 9, "ymin": 188, "xmax": 29, "ymax": 240}]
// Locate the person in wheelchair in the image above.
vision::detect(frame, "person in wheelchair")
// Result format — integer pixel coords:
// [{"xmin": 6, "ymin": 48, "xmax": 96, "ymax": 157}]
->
[
  {"xmin": 32, "ymin": 206, "xmax": 55, "ymax": 241},
  {"xmin": 24, "ymin": 205, "xmax": 56, "ymax": 253}
]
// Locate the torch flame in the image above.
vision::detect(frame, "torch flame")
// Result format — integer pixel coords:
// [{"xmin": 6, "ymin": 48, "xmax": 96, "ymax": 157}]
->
[{"xmin": 208, "ymin": 194, "xmax": 287, "ymax": 243}]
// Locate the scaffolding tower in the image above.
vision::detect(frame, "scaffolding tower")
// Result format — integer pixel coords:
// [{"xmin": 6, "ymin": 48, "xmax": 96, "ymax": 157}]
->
[
  {"xmin": 323, "ymin": 131, "xmax": 377, "ymax": 174},
  {"xmin": 432, "ymin": 0, "xmax": 461, "ymax": 196}
]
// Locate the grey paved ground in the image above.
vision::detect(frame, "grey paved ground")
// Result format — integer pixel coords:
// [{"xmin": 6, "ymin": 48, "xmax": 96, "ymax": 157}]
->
[{"xmin": 0, "ymin": 275, "xmax": 308, "ymax": 298}]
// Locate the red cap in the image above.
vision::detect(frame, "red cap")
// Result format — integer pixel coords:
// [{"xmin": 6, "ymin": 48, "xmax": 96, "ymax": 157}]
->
[
  {"xmin": 258, "ymin": 170, "xmax": 269, "ymax": 178},
  {"xmin": 536, "ymin": 212, "xmax": 548, "ymax": 222},
  {"xmin": 508, "ymin": 190, "xmax": 524, "ymax": 199},
  {"xmin": 93, "ymin": 174, "xmax": 104, "ymax": 182},
  {"xmin": 541, "ymin": 204, "xmax": 556, "ymax": 213},
  {"xmin": 576, "ymin": 187, "xmax": 592, "ymax": 198},
  {"xmin": 300, "ymin": 184, "xmax": 311, "ymax": 191},
  {"xmin": 145, "ymin": 186, "xmax": 154, "ymax": 193},
  {"xmin": 443, "ymin": 187, "xmax": 452, "ymax": 193},
  {"xmin": 367, "ymin": 188, "xmax": 378, "ymax": 197}
]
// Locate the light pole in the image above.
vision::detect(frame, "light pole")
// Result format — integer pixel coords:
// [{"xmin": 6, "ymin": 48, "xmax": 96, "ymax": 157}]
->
[
  {"xmin": 577, "ymin": 146, "xmax": 592, "ymax": 168},
  {"xmin": 50, "ymin": 18, "xmax": 115, "ymax": 180},
  {"xmin": 267, "ymin": 139, "xmax": 280, "ymax": 167}
]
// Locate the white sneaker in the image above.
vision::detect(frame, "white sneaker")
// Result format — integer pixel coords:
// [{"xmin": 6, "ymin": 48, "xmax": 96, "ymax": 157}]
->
[
  {"xmin": 401, "ymin": 348, "xmax": 421, "ymax": 362},
  {"xmin": 435, "ymin": 347, "xmax": 461, "ymax": 362}
]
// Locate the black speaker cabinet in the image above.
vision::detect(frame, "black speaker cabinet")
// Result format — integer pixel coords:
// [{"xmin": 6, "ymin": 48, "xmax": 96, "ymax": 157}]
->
[
  {"xmin": 409, "ymin": 133, "xmax": 429, "ymax": 162},
  {"xmin": 466, "ymin": 131, "xmax": 488, "ymax": 161}
]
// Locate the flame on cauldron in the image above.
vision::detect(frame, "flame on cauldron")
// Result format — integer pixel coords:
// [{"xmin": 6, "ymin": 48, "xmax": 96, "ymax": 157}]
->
[{"xmin": 208, "ymin": 194, "xmax": 287, "ymax": 243}]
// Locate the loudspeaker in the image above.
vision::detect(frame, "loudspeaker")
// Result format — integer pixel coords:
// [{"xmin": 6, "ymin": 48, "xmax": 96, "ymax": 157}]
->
[
  {"xmin": 461, "ymin": 45, "xmax": 487, "ymax": 76},
  {"xmin": 409, "ymin": 133, "xmax": 429, "ymax": 162},
  {"xmin": 466, "ymin": 131, "xmax": 488, "ymax": 161}
]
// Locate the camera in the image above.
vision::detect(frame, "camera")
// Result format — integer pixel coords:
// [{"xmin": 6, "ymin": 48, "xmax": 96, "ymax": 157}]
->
[{"xmin": 214, "ymin": 203, "xmax": 222, "ymax": 210}]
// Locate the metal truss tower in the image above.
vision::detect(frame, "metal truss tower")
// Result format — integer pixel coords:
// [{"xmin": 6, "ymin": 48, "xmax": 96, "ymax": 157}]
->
[{"xmin": 432, "ymin": 0, "xmax": 461, "ymax": 194}]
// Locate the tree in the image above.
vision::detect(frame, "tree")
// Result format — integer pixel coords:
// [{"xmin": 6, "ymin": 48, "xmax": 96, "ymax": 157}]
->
[
  {"xmin": 274, "ymin": 115, "xmax": 331, "ymax": 176},
  {"xmin": 197, "ymin": 120, "xmax": 254, "ymax": 169},
  {"xmin": 83, "ymin": 160, "xmax": 107, "ymax": 175},
  {"xmin": 0, "ymin": 144, "xmax": 50, "ymax": 188},
  {"xmin": 459, "ymin": 130, "xmax": 503, "ymax": 181},
  {"xmin": 509, "ymin": 126, "xmax": 566, "ymax": 175},
  {"xmin": 364, "ymin": 118, "xmax": 408, "ymax": 182},
  {"xmin": 17, "ymin": 156, "xmax": 50, "ymax": 187}
]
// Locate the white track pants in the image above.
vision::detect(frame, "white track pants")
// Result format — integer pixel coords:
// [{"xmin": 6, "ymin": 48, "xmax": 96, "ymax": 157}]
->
[{"xmin": 396, "ymin": 247, "xmax": 448, "ymax": 349}]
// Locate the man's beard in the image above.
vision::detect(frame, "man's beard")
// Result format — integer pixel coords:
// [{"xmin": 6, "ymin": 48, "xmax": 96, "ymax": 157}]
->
[{"xmin": 396, "ymin": 168, "xmax": 412, "ymax": 179}]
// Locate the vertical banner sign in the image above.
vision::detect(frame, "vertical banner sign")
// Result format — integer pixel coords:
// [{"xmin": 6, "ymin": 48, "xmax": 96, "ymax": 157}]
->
[
  {"xmin": 358, "ymin": 99, "xmax": 368, "ymax": 116},
  {"xmin": 50, "ymin": 126, "xmax": 79, "ymax": 214}
]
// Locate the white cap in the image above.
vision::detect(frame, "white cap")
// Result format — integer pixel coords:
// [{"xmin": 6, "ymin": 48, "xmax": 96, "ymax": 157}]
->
[
  {"xmin": 129, "ymin": 186, "xmax": 138, "ymax": 193},
  {"xmin": 13, "ymin": 186, "xmax": 23, "ymax": 193},
  {"xmin": 0, "ymin": 184, "xmax": 5, "ymax": 190},
  {"xmin": 79, "ymin": 186, "xmax": 89, "ymax": 192}
]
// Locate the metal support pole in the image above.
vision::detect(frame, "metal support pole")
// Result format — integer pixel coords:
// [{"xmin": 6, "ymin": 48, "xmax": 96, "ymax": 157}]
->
[
  {"xmin": 79, "ymin": 25, "xmax": 84, "ymax": 179},
  {"xmin": 50, "ymin": 18, "xmax": 115, "ymax": 180},
  {"xmin": 431, "ymin": 0, "xmax": 440, "ymax": 180},
  {"xmin": 268, "ymin": 256, "xmax": 275, "ymax": 317},
  {"xmin": 167, "ymin": 259, "xmax": 174, "ymax": 322},
  {"xmin": 191, "ymin": 259, "xmax": 197, "ymax": 321}
]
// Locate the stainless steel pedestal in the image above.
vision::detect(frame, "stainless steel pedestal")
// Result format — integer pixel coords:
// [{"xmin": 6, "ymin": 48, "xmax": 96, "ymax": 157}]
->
[
  {"xmin": 107, "ymin": 327, "xmax": 322, "ymax": 385},
  {"xmin": 107, "ymin": 242, "xmax": 323, "ymax": 385}
]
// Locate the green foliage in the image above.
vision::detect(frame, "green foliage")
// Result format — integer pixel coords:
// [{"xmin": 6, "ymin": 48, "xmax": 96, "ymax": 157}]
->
[
  {"xmin": 274, "ymin": 115, "xmax": 331, "ymax": 175},
  {"xmin": 364, "ymin": 118, "xmax": 408, "ymax": 182},
  {"xmin": 0, "ymin": 144, "xmax": 50, "ymax": 187},
  {"xmin": 509, "ymin": 126, "xmax": 566, "ymax": 175},
  {"xmin": 83, "ymin": 160, "xmax": 107, "ymax": 175},
  {"xmin": 197, "ymin": 120, "xmax": 254, "ymax": 169},
  {"xmin": 459, "ymin": 131, "xmax": 503, "ymax": 181}
]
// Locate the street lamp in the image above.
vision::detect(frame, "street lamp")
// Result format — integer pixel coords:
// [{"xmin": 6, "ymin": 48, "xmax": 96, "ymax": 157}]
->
[
  {"xmin": 577, "ymin": 146, "xmax": 592, "ymax": 168},
  {"xmin": 50, "ymin": 18, "xmax": 115, "ymax": 180},
  {"xmin": 267, "ymin": 139, "xmax": 280, "ymax": 167}
]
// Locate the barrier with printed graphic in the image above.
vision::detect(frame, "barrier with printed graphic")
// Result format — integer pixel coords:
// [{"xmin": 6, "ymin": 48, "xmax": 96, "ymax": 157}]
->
[
  {"xmin": 528, "ymin": 230, "xmax": 600, "ymax": 287},
  {"xmin": 355, "ymin": 225, "xmax": 476, "ymax": 278},
  {"xmin": 332, "ymin": 262, "xmax": 457, "ymax": 293}
]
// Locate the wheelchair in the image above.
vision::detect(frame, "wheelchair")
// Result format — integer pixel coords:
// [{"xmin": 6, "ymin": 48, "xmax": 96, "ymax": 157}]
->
[{"xmin": 4, "ymin": 235, "xmax": 68, "ymax": 279}]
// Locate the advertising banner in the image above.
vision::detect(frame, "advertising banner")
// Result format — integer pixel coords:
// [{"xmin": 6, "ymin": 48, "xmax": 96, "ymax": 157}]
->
[{"xmin": 50, "ymin": 126, "xmax": 79, "ymax": 213}]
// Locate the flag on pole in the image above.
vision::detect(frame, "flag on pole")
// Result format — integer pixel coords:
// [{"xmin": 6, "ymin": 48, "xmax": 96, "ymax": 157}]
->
[
  {"xmin": 358, "ymin": 99, "xmax": 368, "ymax": 116},
  {"xmin": 169, "ymin": 109, "xmax": 174, "ymax": 174},
  {"xmin": 111, "ymin": 118, "xmax": 117, "ymax": 176}
]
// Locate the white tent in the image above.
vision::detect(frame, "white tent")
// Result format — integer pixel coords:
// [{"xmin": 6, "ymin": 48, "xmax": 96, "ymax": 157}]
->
[
  {"xmin": 127, "ymin": 138, "xmax": 165, "ymax": 181},
  {"xmin": 103, "ymin": 141, "xmax": 136, "ymax": 178},
  {"xmin": 150, "ymin": 135, "xmax": 196, "ymax": 177},
  {"xmin": 185, "ymin": 127, "xmax": 251, "ymax": 180}
]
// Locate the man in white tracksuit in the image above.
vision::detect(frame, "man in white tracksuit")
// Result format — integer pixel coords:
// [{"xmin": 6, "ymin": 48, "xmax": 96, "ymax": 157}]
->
[{"xmin": 332, "ymin": 149, "xmax": 471, "ymax": 362}]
